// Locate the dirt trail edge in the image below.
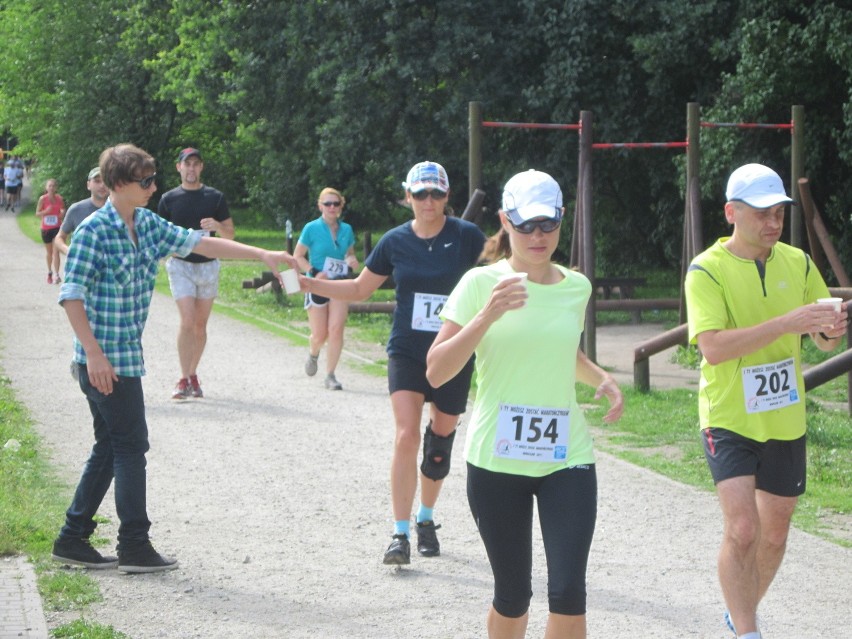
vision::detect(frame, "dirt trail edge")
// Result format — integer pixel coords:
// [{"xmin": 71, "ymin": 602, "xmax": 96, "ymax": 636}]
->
[{"xmin": 0, "ymin": 211, "xmax": 848, "ymax": 638}]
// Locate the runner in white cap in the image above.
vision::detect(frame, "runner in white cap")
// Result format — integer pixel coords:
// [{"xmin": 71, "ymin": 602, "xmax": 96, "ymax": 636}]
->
[
  {"xmin": 427, "ymin": 169, "xmax": 623, "ymax": 638},
  {"xmin": 685, "ymin": 163, "xmax": 847, "ymax": 639}
]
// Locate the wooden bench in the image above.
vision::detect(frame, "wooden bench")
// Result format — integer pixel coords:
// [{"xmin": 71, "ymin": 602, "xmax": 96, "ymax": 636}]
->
[
  {"xmin": 594, "ymin": 277, "xmax": 647, "ymax": 299},
  {"xmin": 594, "ymin": 276, "xmax": 648, "ymax": 323}
]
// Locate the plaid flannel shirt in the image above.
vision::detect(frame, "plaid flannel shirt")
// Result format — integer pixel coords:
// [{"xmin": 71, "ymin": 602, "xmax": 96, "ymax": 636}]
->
[{"xmin": 59, "ymin": 199, "xmax": 201, "ymax": 376}]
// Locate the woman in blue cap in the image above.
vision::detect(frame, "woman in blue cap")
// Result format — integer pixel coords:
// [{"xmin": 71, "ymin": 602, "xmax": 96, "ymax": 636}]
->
[
  {"xmin": 301, "ymin": 161, "xmax": 486, "ymax": 565},
  {"xmin": 427, "ymin": 169, "xmax": 623, "ymax": 638}
]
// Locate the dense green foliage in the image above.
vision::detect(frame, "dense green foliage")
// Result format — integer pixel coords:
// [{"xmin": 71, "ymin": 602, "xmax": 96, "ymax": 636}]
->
[{"xmin": 2, "ymin": 1, "xmax": 851, "ymax": 275}]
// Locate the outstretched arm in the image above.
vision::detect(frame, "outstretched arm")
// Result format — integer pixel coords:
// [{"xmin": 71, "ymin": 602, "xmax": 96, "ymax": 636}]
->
[
  {"xmin": 300, "ymin": 267, "xmax": 386, "ymax": 302},
  {"xmin": 193, "ymin": 236, "xmax": 298, "ymax": 274}
]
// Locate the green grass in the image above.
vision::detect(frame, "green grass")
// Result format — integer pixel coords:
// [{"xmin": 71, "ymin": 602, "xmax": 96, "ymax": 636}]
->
[
  {"xmin": 0, "ymin": 370, "xmax": 125, "ymax": 637},
  {"xmin": 580, "ymin": 384, "xmax": 852, "ymax": 546},
  {"xmin": 7, "ymin": 204, "xmax": 125, "ymax": 638},
  {"xmin": 52, "ymin": 620, "xmax": 130, "ymax": 639}
]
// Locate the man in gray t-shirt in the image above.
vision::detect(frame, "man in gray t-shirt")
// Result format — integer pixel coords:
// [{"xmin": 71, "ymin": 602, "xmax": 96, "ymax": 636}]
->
[{"xmin": 55, "ymin": 167, "xmax": 109, "ymax": 255}]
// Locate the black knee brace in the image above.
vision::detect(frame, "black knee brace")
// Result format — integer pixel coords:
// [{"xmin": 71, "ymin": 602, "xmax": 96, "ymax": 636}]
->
[{"xmin": 420, "ymin": 422, "xmax": 456, "ymax": 481}]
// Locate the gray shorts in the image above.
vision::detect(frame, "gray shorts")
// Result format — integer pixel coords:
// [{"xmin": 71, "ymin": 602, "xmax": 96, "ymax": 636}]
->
[{"xmin": 166, "ymin": 257, "xmax": 221, "ymax": 299}]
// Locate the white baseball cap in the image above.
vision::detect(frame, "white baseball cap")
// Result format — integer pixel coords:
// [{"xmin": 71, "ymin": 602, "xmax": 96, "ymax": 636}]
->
[
  {"xmin": 725, "ymin": 163, "xmax": 794, "ymax": 208},
  {"xmin": 502, "ymin": 169, "xmax": 563, "ymax": 224}
]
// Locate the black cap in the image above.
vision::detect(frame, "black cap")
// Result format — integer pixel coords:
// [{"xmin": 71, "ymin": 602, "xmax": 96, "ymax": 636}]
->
[{"xmin": 177, "ymin": 147, "xmax": 202, "ymax": 162}]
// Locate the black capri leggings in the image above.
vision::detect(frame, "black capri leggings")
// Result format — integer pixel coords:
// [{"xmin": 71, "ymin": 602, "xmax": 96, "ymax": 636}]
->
[{"xmin": 466, "ymin": 462, "xmax": 597, "ymax": 618}]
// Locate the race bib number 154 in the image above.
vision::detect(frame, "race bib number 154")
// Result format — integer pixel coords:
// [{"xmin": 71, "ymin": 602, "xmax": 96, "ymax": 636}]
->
[{"xmin": 494, "ymin": 403, "xmax": 569, "ymax": 462}]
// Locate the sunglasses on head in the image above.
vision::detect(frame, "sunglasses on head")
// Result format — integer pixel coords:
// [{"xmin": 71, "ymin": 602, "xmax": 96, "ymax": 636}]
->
[
  {"xmin": 134, "ymin": 173, "xmax": 157, "ymax": 189},
  {"xmin": 508, "ymin": 216, "xmax": 561, "ymax": 234},
  {"xmin": 322, "ymin": 201, "xmax": 342, "ymax": 207},
  {"xmin": 411, "ymin": 189, "xmax": 448, "ymax": 201}
]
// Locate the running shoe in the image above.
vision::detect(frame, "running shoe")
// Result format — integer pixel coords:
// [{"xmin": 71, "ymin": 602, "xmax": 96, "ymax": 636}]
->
[
  {"xmin": 415, "ymin": 520, "xmax": 441, "ymax": 557},
  {"xmin": 54, "ymin": 274, "xmax": 61, "ymax": 284},
  {"xmin": 305, "ymin": 353, "xmax": 319, "ymax": 376},
  {"xmin": 382, "ymin": 534, "xmax": 411, "ymax": 565},
  {"xmin": 724, "ymin": 611, "xmax": 736, "ymax": 636},
  {"xmin": 724, "ymin": 611, "xmax": 761, "ymax": 638},
  {"xmin": 52, "ymin": 536, "xmax": 118, "ymax": 569},
  {"xmin": 172, "ymin": 378, "xmax": 191, "ymax": 400},
  {"xmin": 324, "ymin": 373, "xmax": 342, "ymax": 391},
  {"xmin": 47, "ymin": 273, "xmax": 53, "ymax": 284},
  {"xmin": 189, "ymin": 374, "xmax": 204, "ymax": 398}
]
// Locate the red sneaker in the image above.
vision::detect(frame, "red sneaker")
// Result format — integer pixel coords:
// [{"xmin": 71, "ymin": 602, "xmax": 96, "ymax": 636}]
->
[
  {"xmin": 189, "ymin": 375, "xmax": 203, "ymax": 398},
  {"xmin": 171, "ymin": 378, "xmax": 191, "ymax": 400},
  {"xmin": 47, "ymin": 273, "xmax": 53, "ymax": 284}
]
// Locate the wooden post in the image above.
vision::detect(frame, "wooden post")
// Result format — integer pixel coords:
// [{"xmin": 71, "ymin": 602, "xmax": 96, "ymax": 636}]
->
[
  {"xmin": 680, "ymin": 102, "xmax": 701, "ymax": 324},
  {"xmin": 686, "ymin": 103, "xmax": 702, "ymax": 258},
  {"xmin": 578, "ymin": 110, "xmax": 595, "ymax": 361},
  {"xmin": 790, "ymin": 105, "xmax": 805, "ymax": 248},
  {"xmin": 798, "ymin": 177, "xmax": 828, "ymax": 277},
  {"xmin": 469, "ymin": 102, "xmax": 483, "ymax": 199},
  {"xmin": 798, "ymin": 178, "xmax": 851, "ymax": 286},
  {"xmin": 363, "ymin": 231, "xmax": 373, "ymax": 260},
  {"xmin": 634, "ymin": 360, "xmax": 650, "ymax": 393}
]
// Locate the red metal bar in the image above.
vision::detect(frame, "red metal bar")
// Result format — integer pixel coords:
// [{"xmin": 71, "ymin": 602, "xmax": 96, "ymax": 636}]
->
[
  {"xmin": 591, "ymin": 141, "xmax": 688, "ymax": 150},
  {"xmin": 482, "ymin": 121, "xmax": 581, "ymax": 131},
  {"xmin": 700, "ymin": 121, "xmax": 793, "ymax": 130}
]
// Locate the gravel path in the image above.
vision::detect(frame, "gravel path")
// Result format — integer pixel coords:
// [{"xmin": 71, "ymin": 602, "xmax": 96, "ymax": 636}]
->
[{"xmin": 0, "ymin": 208, "xmax": 849, "ymax": 638}]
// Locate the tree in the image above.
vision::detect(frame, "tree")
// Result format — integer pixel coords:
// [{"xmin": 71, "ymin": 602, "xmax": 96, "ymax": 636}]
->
[
  {"xmin": 2, "ymin": 0, "xmax": 851, "ymax": 278},
  {"xmin": 701, "ymin": 1, "xmax": 852, "ymax": 279},
  {"xmin": 0, "ymin": 1, "xmax": 178, "ymax": 201}
]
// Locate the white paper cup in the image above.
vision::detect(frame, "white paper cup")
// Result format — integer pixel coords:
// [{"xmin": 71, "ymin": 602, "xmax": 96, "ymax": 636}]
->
[
  {"xmin": 817, "ymin": 296, "xmax": 843, "ymax": 327},
  {"xmin": 817, "ymin": 297, "xmax": 843, "ymax": 313},
  {"xmin": 498, "ymin": 272, "xmax": 528, "ymax": 290},
  {"xmin": 280, "ymin": 269, "xmax": 301, "ymax": 295}
]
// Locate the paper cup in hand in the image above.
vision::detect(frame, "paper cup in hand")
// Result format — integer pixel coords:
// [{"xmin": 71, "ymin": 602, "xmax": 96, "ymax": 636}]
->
[
  {"xmin": 817, "ymin": 297, "xmax": 843, "ymax": 313},
  {"xmin": 280, "ymin": 269, "xmax": 301, "ymax": 295},
  {"xmin": 498, "ymin": 272, "xmax": 528, "ymax": 291},
  {"xmin": 817, "ymin": 297, "xmax": 843, "ymax": 327}
]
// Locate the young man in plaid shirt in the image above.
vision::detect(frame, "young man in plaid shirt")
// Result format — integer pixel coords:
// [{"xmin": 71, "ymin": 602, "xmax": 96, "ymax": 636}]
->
[{"xmin": 51, "ymin": 143, "xmax": 297, "ymax": 573}]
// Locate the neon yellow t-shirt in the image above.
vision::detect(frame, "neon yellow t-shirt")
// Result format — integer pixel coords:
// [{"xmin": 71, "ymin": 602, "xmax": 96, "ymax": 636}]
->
[
  {"xmin": 441, "ymin": 259, "xmax": 595, "ymax": 476},
  {"xmin": 685, "ymin": 239, "xmax": 829, "ymax": 442}
]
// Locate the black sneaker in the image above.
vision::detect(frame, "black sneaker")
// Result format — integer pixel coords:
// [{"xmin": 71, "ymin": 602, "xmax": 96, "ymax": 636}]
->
[
  {"xmin": 117, "ymin": 541, "xmax": 179, "ymax": 574},
  {"xmin": 52, "ymin": 536, "xmax": 118, "ymax": 569},
  {"xmin": 382, "ymin": 534, "xmax": 411, "ymax": 565},
  {"xmin": 415, "ymin": 520, "xmax": 441, "ymax": 557}
]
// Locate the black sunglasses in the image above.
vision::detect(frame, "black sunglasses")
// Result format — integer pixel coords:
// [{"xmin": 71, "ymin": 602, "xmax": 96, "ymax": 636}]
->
[
  {"xmin": 411, "ymin": 189, "xmax": 448, "ymax": 201},
  {"xmin": 322, "ymin": 201, "xmax": 342, "ymax": 207},
  {"xmin": 509, "ymin": 216, "xmax": 561, "ymax": 234},
  {"xmin": 134, "ymin": 173, "xmax": 157, "ymax": 189}
]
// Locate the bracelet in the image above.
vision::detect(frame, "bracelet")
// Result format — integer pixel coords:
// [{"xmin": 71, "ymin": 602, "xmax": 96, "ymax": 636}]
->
[{"xmin": 819, "ymin": 332, "xmax": 842, "ymax": 340}]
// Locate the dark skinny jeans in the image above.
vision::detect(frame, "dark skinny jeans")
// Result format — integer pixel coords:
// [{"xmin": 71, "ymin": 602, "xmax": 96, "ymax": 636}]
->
[{"xmin": 59, "ymin": 365, "xmax": 151, "ymax": 547}]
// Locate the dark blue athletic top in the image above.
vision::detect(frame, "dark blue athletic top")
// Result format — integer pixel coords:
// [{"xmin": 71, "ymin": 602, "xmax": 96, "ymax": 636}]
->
[{"xmin": 366, "ymin": 216, "xmax": 485, "ymax": 362}]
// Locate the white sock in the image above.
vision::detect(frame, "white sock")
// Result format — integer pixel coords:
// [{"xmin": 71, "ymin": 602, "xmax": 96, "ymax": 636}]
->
[{"xmin": 737, "ymin": 632, "xmax": 761, "ymax": 639}]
